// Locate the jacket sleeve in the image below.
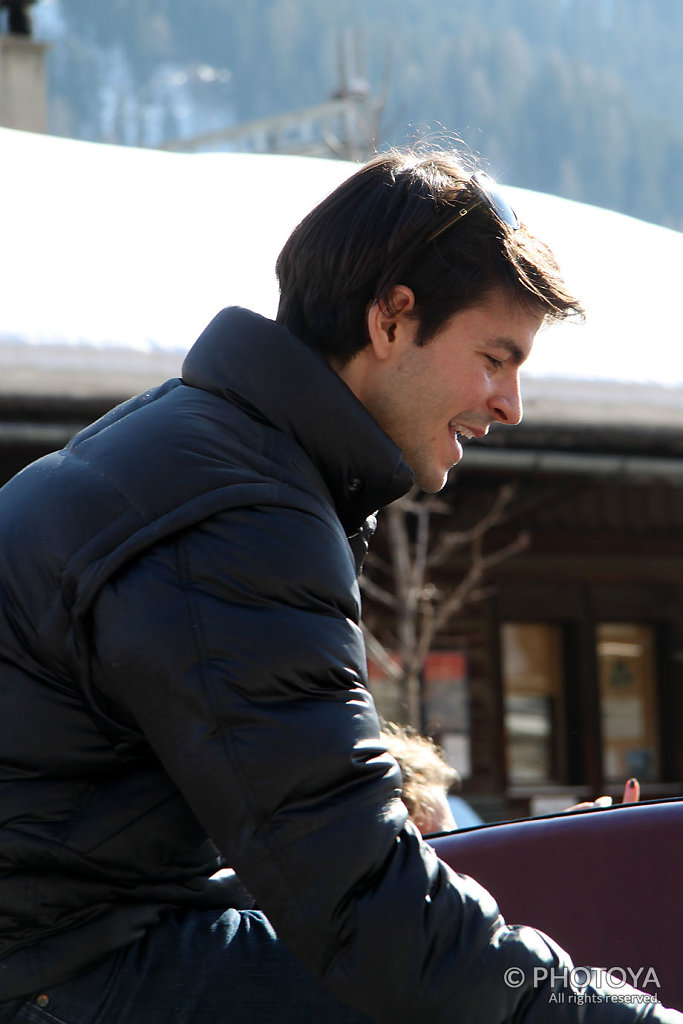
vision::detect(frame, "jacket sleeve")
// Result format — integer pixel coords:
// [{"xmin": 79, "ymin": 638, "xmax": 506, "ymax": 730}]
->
[{"xmin": 88, "ymin": 501, "xmax": 681, "ymax": 1024}]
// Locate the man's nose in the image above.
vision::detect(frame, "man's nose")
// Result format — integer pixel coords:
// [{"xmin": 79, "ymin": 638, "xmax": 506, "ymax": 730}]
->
[{"xmin": 491, "ymin": 376, "xmax": 523, "ymax": 426}]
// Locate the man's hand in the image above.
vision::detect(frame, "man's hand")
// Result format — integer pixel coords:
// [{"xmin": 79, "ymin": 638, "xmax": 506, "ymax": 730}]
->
[{"xmin": 564, "ymin": 777, "xmax": 640, "ymax": 812}]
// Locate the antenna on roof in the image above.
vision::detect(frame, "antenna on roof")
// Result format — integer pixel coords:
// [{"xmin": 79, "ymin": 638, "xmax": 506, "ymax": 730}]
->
[{"xmin": 0, "ymin": 1, "xmax": 35, "ymax": 37}]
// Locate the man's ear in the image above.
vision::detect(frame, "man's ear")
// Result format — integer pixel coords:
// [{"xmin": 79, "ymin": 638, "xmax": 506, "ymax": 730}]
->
[{"xmin": 366, "ymin": 285, "xmax": 416, "ymax": 360}]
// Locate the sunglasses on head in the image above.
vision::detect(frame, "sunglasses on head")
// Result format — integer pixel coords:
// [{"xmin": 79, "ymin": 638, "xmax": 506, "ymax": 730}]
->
[{"xmin": 428, "ymin": 171, "xmax": 520, "ymax": 243}]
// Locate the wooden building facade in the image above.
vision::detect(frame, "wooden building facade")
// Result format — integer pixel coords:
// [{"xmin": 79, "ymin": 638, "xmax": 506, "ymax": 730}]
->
[{"xmin": 366, "ymin": 413, "xmax": 683, "ymax": 822}]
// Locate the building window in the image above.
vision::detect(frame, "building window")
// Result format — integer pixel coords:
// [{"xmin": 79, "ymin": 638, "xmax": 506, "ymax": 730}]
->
[
  {"xmin": 423, "ymin": 650, "xmax": 471, "ymax": 779},
  {"xmin": 501, "ymin": 623, "xmax": 565, "ymax": 784},
  {"xmin": 597, "ymin": 623, "xmax": 660, "ymax": 782}
]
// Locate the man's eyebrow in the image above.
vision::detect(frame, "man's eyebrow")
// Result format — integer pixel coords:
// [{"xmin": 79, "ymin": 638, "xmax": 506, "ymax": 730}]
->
[{"xmin": 490, "ymin": 338, "xmax": 528, "ymax": 365}]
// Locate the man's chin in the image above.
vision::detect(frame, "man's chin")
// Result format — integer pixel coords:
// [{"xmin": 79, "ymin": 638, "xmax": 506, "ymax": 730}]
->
[{"xmin": 413, "ymin": 467, "xmax": 451, "ymax": 494}]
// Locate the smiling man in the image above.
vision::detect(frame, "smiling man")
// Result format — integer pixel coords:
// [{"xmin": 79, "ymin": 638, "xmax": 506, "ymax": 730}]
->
[
  {"xmin": 276, "ymin": 153, "xmax": 575, "ymax": 499},
  {"xmin": 335, "ymin": 285, "xmax": 539, "ymax": 492},
  {"xmin": 1, "ymin": 149, "xmax": 679, "ymax": 1024}
]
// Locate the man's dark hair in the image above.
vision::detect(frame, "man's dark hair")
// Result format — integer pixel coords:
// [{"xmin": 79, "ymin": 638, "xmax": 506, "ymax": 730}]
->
[{"xmin": 276, "ymin": 147, "xmax": 583, "ymax": 364}]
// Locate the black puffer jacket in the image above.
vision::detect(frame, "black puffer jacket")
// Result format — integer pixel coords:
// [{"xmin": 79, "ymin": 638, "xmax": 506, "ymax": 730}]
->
[{"xmin": 0, "ymin": 309, "xmax": 674, "ymax": 1021}]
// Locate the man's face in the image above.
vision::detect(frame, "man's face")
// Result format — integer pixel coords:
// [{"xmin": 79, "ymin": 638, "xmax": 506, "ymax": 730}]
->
[{"xmin": 356, "ymin": 287, "xmax": 542, "ymax": 493}]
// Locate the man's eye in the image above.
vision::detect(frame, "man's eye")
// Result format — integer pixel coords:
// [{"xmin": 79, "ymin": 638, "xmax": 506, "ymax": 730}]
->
[{"xmin": 486, "ymin": 354, "xmax": 504, "ymax": 369}]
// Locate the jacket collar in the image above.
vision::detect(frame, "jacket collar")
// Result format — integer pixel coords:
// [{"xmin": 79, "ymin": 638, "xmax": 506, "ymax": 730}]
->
[{"xmin": 181, "ymin": 308, "xmax": 414, "ymax": 532}]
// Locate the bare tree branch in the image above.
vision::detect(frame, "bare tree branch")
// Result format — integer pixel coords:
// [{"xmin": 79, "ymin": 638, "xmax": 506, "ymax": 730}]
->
[
  {"xmin": 358, "ymin": 575, "xmax": 400, "ymax": 610},
  {"xmin": 427, "ymin": 482, "xmax": 520, "ymax": 567},
  {"xmin": 432, "ymin": 531, "xmax": 529, "ymax": 636},
  {"xmin": 361, "ymin": 481, "xmax": 527, "ymax": 727},
  {"xmin": 386, "ymin": 502, "xmax": 411, "ymax": 596},
  {"xmin": 361, "ymin": 623, "xmax": 403, "ymax": 682},
  {"xmin": 362, "ymin": 550, "xmax": 394, "ymax": 580}
]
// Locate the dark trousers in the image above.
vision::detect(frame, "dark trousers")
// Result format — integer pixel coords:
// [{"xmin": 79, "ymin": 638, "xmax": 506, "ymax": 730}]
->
[{"xmin": 0, "ymin": 908, "xmax": 372, "ymax": 1023}]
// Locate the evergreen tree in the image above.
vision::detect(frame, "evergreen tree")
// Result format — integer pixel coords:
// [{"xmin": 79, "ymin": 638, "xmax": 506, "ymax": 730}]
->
[{"xmin": 49, "ymin": 0, "xmax": 683, "ymax": 230}]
